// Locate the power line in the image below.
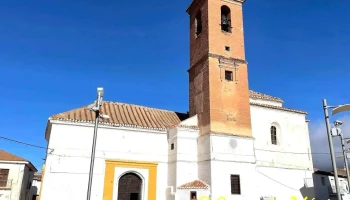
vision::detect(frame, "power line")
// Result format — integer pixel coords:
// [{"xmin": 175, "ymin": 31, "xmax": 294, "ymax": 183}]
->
[
  {"xmin": 0, "ymin": 135, "xmax": 342, "ymax": 155},
  {"xmin": 0, "ymin": 136, "xmax": 49, "ymax": 150},
  {"xmin": 255, "ymin": 148, "xmax": 339, "ymax": 155}
]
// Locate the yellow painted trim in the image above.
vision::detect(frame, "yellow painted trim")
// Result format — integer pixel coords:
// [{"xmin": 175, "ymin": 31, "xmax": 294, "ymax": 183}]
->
[
  {"xmin": 103, "ymin": 160, "xmax": 158, "ymax": 200},
  {"xmin": 105, "ymin": 159, "xmax": 158, "ymax": 166}
]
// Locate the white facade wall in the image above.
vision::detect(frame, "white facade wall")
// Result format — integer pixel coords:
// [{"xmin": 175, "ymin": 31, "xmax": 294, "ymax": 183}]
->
[
  {"xmin": 251, "ymin": 104, "xmax": 313, "ymax": 170},
  {"xmin": 0, "ymin": 163, "xmax": 34, "ymax": 200},
  {"xmin": 30, "ymin": 178, "xmax": 40, "ymax": 198},
  {"xmin": 176, "ymin": 190, "xmax": 210, "ymax": 200},
  {"xmin": 173, "ymin": 129, "xmax": 198, "ymax": 188},
  {"xmin": 41, "ymin": 103, "xmax": 315, "ymax": 200},
  {"xmin": 40, "ymin": 122, "xmax": 170, "ymax": 200},
  {"xmin": 206, "ymin": 105, "xmax": 314, "ymax": 200}
]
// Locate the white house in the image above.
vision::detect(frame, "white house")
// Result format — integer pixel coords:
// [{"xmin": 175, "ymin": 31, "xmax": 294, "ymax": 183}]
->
[
  {"xmin": 39, "ymin": 0, "xmax": 315, "ymax": 200},
  {"xmin": 0, "ymin": 150, "xmax": 37, "ymax": 200},
  {"xmin": 29, "ymin": 174, "xmax": 41, "ymax": 200},
  {"xmin": 314, "ymin": 168, "xmax": 350, "ymax": 200}
]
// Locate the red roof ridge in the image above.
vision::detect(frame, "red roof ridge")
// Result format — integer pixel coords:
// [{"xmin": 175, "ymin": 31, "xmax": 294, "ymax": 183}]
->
[{"xmin": 178, "ymin": 179, "xmax": 210, "ymax": 189}]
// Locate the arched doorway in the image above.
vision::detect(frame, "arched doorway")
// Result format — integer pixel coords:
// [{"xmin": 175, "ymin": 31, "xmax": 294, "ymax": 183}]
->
[{"xmin": 117, "ymin": 172, "xmax": 142, "ymax": 200}]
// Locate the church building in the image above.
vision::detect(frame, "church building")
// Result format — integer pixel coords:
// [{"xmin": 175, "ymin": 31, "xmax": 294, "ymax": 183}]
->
[{"xmin": 39, "ymin": 0, "xmax": 315, "ymax": 200}]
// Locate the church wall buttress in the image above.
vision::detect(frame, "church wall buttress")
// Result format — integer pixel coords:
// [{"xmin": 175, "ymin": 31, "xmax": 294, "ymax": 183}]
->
[{"xmin": 189, "ymin": 59, "xmax": 210, "ymax": 135}]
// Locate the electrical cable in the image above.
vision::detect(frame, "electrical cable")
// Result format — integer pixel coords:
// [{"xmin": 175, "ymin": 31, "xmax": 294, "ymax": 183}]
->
[{"xmin": 0, "ymin": 135, "xmax": 339, "ymax": 155}]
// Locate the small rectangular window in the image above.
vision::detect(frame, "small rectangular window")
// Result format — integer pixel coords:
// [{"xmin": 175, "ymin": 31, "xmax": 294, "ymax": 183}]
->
[
  {"xmin": 27, "ymin": 181, "xmax": 32, "ymax": 189},
  {"xmin": 225, "ymin": 70, "xmax": 233, "ymax": 81},
  {"xmin": 270, "ymin": 126, "xmax": 277, "ymax": 145},
  {"xmin": 321, "ymin": 177, "xmax": 326, "ymax": 186},
  {"xmin": 225, "ymin": 46, "xmax": 230, "ymax": 51},
  {"xmin": 321, "ymin": 177, "xmax": 325, "ymax": 186},
  {"xmin": 195, "ymin": 11, "xmax": 202, "ymax": 36},
  {"xmin": 171, "ymin": 143, "xmax": 174, "ymax": 150},
  {"xmin": 231, "ymin": 175, "xmax": 241, "ymax": 195},
  {"xmin": 190, "ymin": 191, "xmax": 197, "ymax": 199},
  {"xmin": 0, "ymin": 169, "xmax": 9, "ymax": 187}
]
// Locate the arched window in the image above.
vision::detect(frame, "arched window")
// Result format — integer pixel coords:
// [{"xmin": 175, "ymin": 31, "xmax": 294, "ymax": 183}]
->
[
  {"xmin": 195, "ymin": 11, "xmax": 202, "ymax": 36},
  {"xmin": 221, "ymin": 5, "xmax": 231, "ymax": 33},
  {"xmin": 271, "ymin": 126, "xmax": 277, "ymax": 145},
  {"xmin": 118, "ymin": 172, "xmax": 142, "ymax": 200}
]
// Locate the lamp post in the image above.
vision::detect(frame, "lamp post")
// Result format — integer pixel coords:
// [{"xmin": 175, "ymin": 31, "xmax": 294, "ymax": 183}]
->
[
  {"xmin": 322, "ymin": 99, "xmax": 350, "ymax": 200},
  {"xmin": 86, "ymin": 87, "xmax": 109, "ymax": 200},
  {"xmin": 333, "ymin": 121, "xmax": 350, "ymax": 193}
]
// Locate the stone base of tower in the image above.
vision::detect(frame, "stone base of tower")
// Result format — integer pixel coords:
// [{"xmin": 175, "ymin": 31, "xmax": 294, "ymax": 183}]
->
[{"xmin": 197, "ymin": 133, "xmax": 256, "ymax": 164}]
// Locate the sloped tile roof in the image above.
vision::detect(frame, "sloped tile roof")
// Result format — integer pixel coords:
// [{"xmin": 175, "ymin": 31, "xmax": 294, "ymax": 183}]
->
[
  {"xmin": 178, "ymin": 180, "xmax": 209, "ymax": 190},
  {"xmin": 0, "ymin": 150, "xmax": 37, "ymax": 172},
  {"xmin": 333, "ymin": 168, "xmax": 348, "ymax": 178},
  {"xmin": 0, "ymin": 150, "xmax": 28, "ymax": 162},
  {"xmin": 49, "ymin": 91, "xmax": 306, "ymax": 131},
  {"xmin": 251, "ymin": 103, "xmax": 307, "ymax": 114},
  {"xmin": 49, "ymin": 101, "xmax": 183, "ymax": 131},
  {"xmin": 314, "ymin": 168, "xmax": 349, "ymax": 178},
  {"xmin": 34, "ymin": 173, "xmax": 42, "ymax": 181},
  {"xmin": 249, "ymin": 90, "xmax": 283, "ymax": 103}
]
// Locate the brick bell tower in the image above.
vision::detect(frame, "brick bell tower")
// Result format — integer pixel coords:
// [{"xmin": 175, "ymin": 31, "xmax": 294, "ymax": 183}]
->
[{"xmin": 187, "ymin": 0, "xmax": 252, "ymax": 137}]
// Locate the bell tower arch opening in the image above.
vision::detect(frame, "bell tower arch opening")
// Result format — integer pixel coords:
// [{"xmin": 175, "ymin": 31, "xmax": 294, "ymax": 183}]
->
[{"xmin": 220, "ymin": 5, "xmax": 231, "ymax": 33}]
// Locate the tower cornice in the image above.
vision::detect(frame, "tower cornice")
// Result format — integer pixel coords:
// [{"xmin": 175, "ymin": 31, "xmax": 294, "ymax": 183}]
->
[
  {"xmin": 187, "ymin": 0, "xmax": 246, "ymax": 14},
  {"xmin": 186, "ymin": 0, "xmax": 205, "ymax": 14},
  {"xmin": 223, "ymin": 0, "xmax": 247, "ymax": 4}
]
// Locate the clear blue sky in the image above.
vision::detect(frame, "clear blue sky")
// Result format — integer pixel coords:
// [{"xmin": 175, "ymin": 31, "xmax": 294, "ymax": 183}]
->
[{"xmin": 0, "ymin": 0, "xmax": 349, "ymax": 171}]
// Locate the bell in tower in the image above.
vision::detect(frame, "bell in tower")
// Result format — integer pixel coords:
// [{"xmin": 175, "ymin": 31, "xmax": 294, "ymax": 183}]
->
[{"xmin": 221, "ymin": 6, "xmax": 231, "ymax": 33}]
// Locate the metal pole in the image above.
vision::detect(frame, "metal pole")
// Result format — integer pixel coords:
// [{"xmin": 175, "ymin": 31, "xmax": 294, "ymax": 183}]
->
[
  {"xmin": 340, "ymin": 133, "xmax": 350, "ymax": 193},
  {"xmin": 86, "ymin": 91, "xmax": 103, "ymax": 200},
  {"xmin": 323, "ymin": 99, "xmax": 342, "ymax": 200}
]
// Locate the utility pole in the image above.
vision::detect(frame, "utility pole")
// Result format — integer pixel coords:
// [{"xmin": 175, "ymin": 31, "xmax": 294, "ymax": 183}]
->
[{"xmin": 323, "ymin": 99, "xmax": 342, "ymax": 200}]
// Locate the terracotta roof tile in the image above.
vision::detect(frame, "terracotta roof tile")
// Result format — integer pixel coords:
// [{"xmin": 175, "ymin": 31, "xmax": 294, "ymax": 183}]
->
[
  {"xmin": 250, "ymin": 90, "xmax": 283, "ymax": 103},
  {"xmin": 251, "ymin": 102, "xmax": 307, "ymax": 114},
  {"xmin": 34, "ymin": 173, "xmax": 42, "ymax": 181},
  {"xmin": 49, "ymin": 101, "xmax": 182, "ymax": 131},
  {"xmin": 0, "ymin": 150, "xmax": 37, "ymax": 172},
  {"xmin": 334, "ymin": 168, "xmax": 348, "ymax": 177},
  {"xmin": 178, "ymin": 180, "xmax": 209, "ymax": 190},
  {"xmin": 49, "ymin": 91, "xmax": 302, "ymax": 131},
  {"xmin": 0, "ymin": 150, "xmax": 29, "ymax": 162}
]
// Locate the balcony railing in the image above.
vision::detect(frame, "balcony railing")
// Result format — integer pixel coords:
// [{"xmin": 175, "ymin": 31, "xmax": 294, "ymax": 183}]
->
[
  {"xmin": 0, "ymin": 180, "xmax": 12, "ymax": 189},
  {"xmin": 328, "ymin": 185, "xmax": 346, "ymax": 195}
]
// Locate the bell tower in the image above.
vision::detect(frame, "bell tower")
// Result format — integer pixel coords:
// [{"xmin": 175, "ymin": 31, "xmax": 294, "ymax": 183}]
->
[{"xmin": 187, "ymin": 0, "xmax": 252, "ymax": 137}]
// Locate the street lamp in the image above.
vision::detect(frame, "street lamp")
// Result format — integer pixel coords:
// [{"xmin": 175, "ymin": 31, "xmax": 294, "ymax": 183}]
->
[
  {"xmin": 332, "ymin": 120, "xmax": 350, "ymax": 193},
  {"xmin": 86, "ymin": 87, "xmax": 109, "ymax": 200},
  {"xmin": 322, "ymin": 99, "xmax": 350, "ymax": 200}
]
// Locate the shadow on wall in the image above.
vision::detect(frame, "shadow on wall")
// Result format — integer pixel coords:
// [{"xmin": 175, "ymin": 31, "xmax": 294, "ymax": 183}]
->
[
  {"xmin": 300, "ymin": 185, "xmax": 315, "ymax": 199},
  {"xmin": 31, "ymin": 186, "xmax": 38, "ymax": 194}
]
